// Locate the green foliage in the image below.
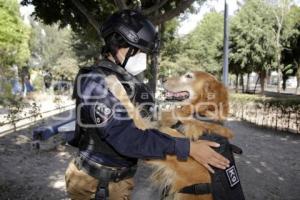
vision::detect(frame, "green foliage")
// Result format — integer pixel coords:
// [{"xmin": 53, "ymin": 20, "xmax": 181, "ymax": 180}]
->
[
  {"xmin": 229, "ymin": 0, "xmax": 276, "ymax": 74},
  {"xmin": 31, "ymin": 70, "xmax": 44, "ymax": 91},
  {"xmin": 281, "ymin": 5, "xmax": 300, "ymax": 85},
  {"xmin": 159, "ymin": 19, "xmax": 190, "ymax": 76},
  {"xmin": 0, "ymin": 0, "xmax": 30, "ymax": 69},
  {"xmin": 70, "ymin": 31, "xmax": 103, "ymax": 66},
  {"xmin": 29, "ymin": 21, "xmax": 78, "ymax": 80},
  {"xmin": 21, "ymin": 0, "xmax": 205, "ymax": 70},
  {"xmin": 28, "ymin": 102, "xmax": 42, "ymax": 123},
  {"xmin": 159, "ymin": 12, "xmax": 224, "ymax": 76},
  {"xmin": 185, "ymin": 11, "xmax": 224, "ymax": 74},
  {"xmin": 230, "ymin": 92, "xmax": 300, "ymax": 133},
  {"xmin": 3, "ymin": 95, "xmax": 25, "ymax": 132},
  {"xmin": 230, "ymin": 93, "xmax": 300, "ymax": 108}
]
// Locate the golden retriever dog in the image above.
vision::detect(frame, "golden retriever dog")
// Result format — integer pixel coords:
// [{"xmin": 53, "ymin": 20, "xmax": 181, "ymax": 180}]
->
[{"xmin": 105, "ymin": 71, "xmax": 235, "ymax": 200}]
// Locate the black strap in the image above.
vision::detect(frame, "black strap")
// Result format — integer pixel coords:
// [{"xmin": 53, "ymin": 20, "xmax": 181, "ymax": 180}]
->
[
  {"xmin": 179, "ymin": 183, "xmax": 211, "ymax": 195},
  {"xmin": 170, "ymin": 120, "xmax": 185, "ymax": 135},
  {"xmin": 74, "ymin": 153, "xmax": 136, "ymax": 200},
  {"xmin": 95, "ymin": 177, "xmax": 110, "ymax": 200},
  {"xmin": 93, "ymin": 60, "xmax": 133, "ymax": 82},
  {"xmin": 231, "ymin": 144, "xmax": 243, "ymax": 154},
  {"xmin": 74, "ymin": 155, "xmax": 136, "ymax": 182}
]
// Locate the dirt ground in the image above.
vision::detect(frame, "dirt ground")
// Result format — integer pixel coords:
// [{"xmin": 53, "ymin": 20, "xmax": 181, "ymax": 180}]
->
[
  {"xmin": 1, "ymin": 112, "xmax": 300, "ymax": 200},
  {"xmin": 0, "ymin": 111, "xmax": 76, "ymax": 200}
]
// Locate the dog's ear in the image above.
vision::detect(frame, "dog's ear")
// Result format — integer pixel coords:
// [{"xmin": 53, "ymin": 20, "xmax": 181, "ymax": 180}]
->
[{"xmin": 203, "ymin": 80, "xmax": 229, "ymax": 119}]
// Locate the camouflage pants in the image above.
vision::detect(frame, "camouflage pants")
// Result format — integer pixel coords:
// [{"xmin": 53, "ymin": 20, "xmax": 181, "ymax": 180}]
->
[{"xmin": 65, "ymin": 160, "xmax": 133, "ymax": 200}]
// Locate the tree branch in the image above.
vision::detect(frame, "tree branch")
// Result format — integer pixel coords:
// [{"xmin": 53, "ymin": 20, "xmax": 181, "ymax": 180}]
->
[
  {"xmin": 71, "ymin": 0, "xmax": 100, "ymax": 35},
  {"xmin": 149, "ymin": 0, "xmax": 195, "ymax": 25},
  {"xmin": 142, "ymin": 0, "xmax": 168, "ymax": 15},
  {"xmin": 114, "ymin": 0, "xmax": 127, "ymax": 10}
]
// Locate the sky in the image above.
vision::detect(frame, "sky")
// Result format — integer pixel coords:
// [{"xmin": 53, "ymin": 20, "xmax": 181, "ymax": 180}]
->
[
  {"xmin": 19, "ymin": 2, "xmax": 34, "ymax": 25},
  {"xmin": 178, "ymin": 0, "xmax": 240, "ymax": 35}
]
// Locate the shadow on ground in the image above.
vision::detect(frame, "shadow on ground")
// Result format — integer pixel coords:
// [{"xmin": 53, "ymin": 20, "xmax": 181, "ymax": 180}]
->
[
  {"xmin": 1, "ymin": 114, "xmax": 299, "ymax": 200},
  {"xmin": 0, "ymin": 110, "xmax": 76, "ymax": 200},
  {"xmin": 227, "ymin": 119, "xmax": 300, "ymax": 200}
]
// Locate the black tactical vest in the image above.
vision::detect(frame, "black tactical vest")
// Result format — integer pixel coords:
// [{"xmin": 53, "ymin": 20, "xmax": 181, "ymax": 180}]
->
[{"xmin": 69, "ymin": 60, "xmax": 154, "ymax": 165}]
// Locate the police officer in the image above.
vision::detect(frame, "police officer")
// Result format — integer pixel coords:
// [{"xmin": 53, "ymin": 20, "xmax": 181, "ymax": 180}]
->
[{"xmin": 65, "ymin": 9, "xmax": 230, "ymax": 200}]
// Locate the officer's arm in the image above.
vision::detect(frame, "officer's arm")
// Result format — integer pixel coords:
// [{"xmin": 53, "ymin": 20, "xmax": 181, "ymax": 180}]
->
[{"xmin": 79, "ymin": 73, "xmax": 190, "ymax": 160}]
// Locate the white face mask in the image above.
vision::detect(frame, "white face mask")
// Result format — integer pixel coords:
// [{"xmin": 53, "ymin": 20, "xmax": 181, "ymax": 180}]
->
[{"xmin": 124, "ymin": 53, "xmax": 147, "ymax": 76}]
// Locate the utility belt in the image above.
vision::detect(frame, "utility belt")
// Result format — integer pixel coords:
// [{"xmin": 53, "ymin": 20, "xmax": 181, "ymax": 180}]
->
[{"xmin": 74, "ymin": 154, "xmax": 136, "ymax": 200}]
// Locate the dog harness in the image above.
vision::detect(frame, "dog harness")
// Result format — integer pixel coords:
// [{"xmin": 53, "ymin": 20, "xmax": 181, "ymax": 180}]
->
[{"xmin": 170, "ymin": 120, "xmax": 246, "ymax": 200}]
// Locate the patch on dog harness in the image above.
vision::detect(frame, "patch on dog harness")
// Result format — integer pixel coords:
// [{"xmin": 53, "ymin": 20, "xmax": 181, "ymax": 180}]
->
[{"xmin": 226, "ymin": 165, "xmax": 240, "ymax": 187}]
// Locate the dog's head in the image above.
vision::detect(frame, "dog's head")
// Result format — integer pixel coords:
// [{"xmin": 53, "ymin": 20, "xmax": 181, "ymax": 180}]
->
[{"xmin": 163, "ymin": 71, "xmax": 229, "ymax": 120}]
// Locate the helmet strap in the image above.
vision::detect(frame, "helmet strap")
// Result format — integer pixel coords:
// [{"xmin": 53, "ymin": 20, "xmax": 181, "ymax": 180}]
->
[{"xmin": 121, "ymin": 47, "xmax": 138, "ymax": 68}]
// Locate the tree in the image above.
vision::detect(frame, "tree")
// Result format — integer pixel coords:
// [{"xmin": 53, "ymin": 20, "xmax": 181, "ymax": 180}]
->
[
  {"xmin": 185, "ymin": 11, "xmax": 224, "ymax": 75},
  {"xmin": 29, "ymin": 21, "xmax": 78, "ymax": 80},
  {"xmin": 0, "ymin": 0, "xmax": 30, "ymax": 109},
  {"xmin": 281, "ymin": 5, "xmax": 300, "ymax": 93},
  {"xmin": 21, "ymin": 0, "xmax": 205, "ymax": 34},
  {"xmin": 229, "ymin": 0, "xmax": 276, "ymax": 95},
  {"xmin": 266, "ymin": 0, "xmax": 294, "ymax": 93},
  {"xmin": 21, "ymin": 0, "xmax": 206, "ymax": 92},
  {"xmin": 158, "ymin": 18, "xmax": 187, "ymax": 76},
  {"xmin": 0, "ymin": 0, "xmax": 30, "ymax": 71},
  {"xmin": 70, "ymin": 31, "xmax": 103, "ymax": 66}
]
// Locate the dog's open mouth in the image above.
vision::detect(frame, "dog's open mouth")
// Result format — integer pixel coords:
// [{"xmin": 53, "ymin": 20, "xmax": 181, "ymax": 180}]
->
[{"xmin": 165, "ymin": 91, "xmax": 190, "ymax": 101}]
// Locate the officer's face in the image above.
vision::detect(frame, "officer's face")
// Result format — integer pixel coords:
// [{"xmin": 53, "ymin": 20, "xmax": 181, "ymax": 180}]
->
[
  {"xmin": 116, "ymin": 48, "xmax": 142, "ymax": 64},
  {"xmin": 116, "ymin": 48, "xmax": 129, "ymax": 63}
]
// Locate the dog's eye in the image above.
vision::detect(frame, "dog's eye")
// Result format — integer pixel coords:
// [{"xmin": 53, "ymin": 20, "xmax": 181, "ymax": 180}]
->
[{"xmin": 185, "ymin": 74, "xmax": 193, "ymax": 79}]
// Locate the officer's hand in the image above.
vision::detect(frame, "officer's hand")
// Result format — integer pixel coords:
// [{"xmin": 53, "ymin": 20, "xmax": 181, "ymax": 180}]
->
[{"xmin": 190, "ymin": 140, "xmax": 230, "ymax": 174}]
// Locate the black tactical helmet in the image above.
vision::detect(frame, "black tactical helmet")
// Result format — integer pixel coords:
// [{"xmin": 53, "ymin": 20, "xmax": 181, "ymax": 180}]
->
[{"xmin": 101, "ymin": 10, "xmax": 159, "ymax": 54}]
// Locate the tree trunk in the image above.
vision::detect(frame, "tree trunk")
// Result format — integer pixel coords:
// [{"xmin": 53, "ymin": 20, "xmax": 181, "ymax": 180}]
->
[
  {"xmin": 254, "ymin": 76, "xmax": 260, "ymax": 94},
  {"xmin": 266, "ymin": 68, "xmax": 271, "ymax": 85},
  {"xmin": 148, "ymin": 2, "xmax": 161, "ymax": 97},
  {"xmin": 149, "ymin": 53, "xmax": 158, "ymax": 97},
  {"xmin": 296, "ymin": 76, "xmax": 300, "ymax": 94},
  {"xmin": 246, "ymin": 73, "xmax": 250, "ymax": 92},
  {"xmin": 282, "ymin": 75, "xmax": 288, "ymax": 91},
  {"xmin": 277, "ymin": 67, "xmax": 282, "ymax": 93},
  {"xmin": 275, "ymin": 22, "xmax": 282, "ymax": 93},
  {"xmin": 259, "ymin": 71, "xmax": 266, "ymax": 95},
  {"xmin": 235, "ymin": 73, "xmax": 239, "ymax": 93},
  {"xmin": 240, "ymin": 74, "xmax": 244, "ymax": 93},
  {"xmin": 296, "ymin": 65, "xmax": 300, "ymax": 94}
]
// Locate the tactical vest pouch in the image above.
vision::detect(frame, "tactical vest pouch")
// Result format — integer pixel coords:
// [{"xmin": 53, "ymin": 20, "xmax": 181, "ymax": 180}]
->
[{"xmin": 199, "ymin": 133, "xmax": 246, "ymax": 200}]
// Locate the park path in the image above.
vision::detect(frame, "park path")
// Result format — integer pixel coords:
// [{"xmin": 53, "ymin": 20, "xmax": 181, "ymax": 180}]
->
[
  {"xmin": 227, "ymin": 119, "xmax": 300, "ymax": 200},
  {"xmin": 0, "ymin": 116, "xmax": 299, "ymax": 199}
]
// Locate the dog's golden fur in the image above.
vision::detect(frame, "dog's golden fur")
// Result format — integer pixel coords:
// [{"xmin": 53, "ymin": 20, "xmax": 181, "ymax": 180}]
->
[{"xmin": 105, "ymin": 71, "xmax": 234, "ymax": 200}]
